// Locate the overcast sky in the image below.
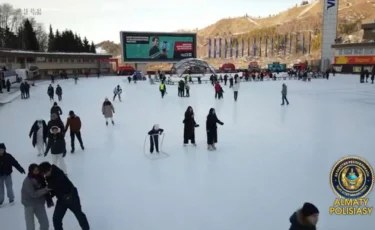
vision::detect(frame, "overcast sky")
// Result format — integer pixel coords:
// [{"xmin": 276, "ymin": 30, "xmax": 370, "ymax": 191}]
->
[{"xmin": 10, "ymin": 0, "xmax": 305, "ymax": 43}]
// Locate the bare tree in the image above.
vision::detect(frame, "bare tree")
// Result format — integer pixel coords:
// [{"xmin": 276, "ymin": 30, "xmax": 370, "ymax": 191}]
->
[
  {"xmin": 35, "ymin": 23, "xmax": 47, "ymax": 51},
  {"xmin": 0, "ymin": 4, "xmax": 23, "ymax": 32}
]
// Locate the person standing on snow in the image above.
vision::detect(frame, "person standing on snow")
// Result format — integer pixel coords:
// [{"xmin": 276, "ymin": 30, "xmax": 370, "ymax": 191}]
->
[
  {"xmin": 55, "ymin": 84, "xmax": 63, "ymax": 101},
  {"xmin": 281, "ymin": 83, "xmax": 289, "ymax": 105},
  {"xmin": 183, "ymin": 106, "xmax": 199, "ymax": 146},
  {"xmin": 29, "ymin": 119, "xmax": 48, "ymax": 156},
  {"xmin": 289, "ymin": 202, "xmax": 319, "ymax": 230},
  {"xmin": 102, "ymin": 98, "xmax": 115, "ymax": 125},
  {"xmin": 47, "ymin": 84, "xmax": 54, "ymax": 101},
  {"xmin": 159, "ymin": 81, "xmax": 166, "ymax": 98},
  {"xmin": 65, "ymin": 111, "xmax": 84, "ymax": 153},
  {"xmin": 113, "ymin": 85, "xmax": 122, "ymax": 101},
  {"xmin": 0, "ymin": 143, "xmax": 26, "ymax": 206},
  {"xmin": 148, "ymin": 124, "xmax": 164, "ymax": 154},
  {"xmin": 206, "ymin": 108, "xmax": 224, "ymax": 150},
  {"xmin": 44, "ymin": 126, "xmax": 67, "ymax": 175},
  {"xmin": 232, "ymin": 79, "xmax": 240, "ymax": 101},
  {"xmin": 38, "ymin": 162, "xmax": 90, "ymax": 230}
]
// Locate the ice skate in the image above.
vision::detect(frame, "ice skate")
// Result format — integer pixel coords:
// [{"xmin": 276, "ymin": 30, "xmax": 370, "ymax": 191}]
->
[
  {"xmin": 184, "ymin": 144, "xmax": 187, "ymax": 146},
  {"xmin": 106, "ymin": 121, "xmax": 108, "ymax": 126},
  {"xmin": 81, "ymin": 145, "xmax": 85, "ymax": 150},
  {"xmin": 38, "ymin": 153, "xmax": 42, "ymax": 156},
  {"xmin": 193, "ymin": 143, "xmax": 197, "ymax": 146},
  {"xmin": 212, "ymin": 144, "xmax": 216, "ymax": 150},
  {"xmin": 112, "ymin": 120, "xmax": 115, "ymax": 125},
  {"xmin": 71, "ymin": 149, "xmax": 75, "ymax": 153},
  {"xmin": 207, "ymin": 145, "xmax": 213, "ymax": 150}
]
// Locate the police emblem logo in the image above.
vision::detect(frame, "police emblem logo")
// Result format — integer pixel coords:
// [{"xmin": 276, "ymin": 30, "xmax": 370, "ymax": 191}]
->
[{"xmin": 330, "ymin": 156, "xmax": 374, "ymax": 199}]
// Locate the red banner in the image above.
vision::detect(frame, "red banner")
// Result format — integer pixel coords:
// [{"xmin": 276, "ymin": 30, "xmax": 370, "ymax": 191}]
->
[{"xmin": 334, "ymin": 56, "xmax": 375, "ymax": 65}]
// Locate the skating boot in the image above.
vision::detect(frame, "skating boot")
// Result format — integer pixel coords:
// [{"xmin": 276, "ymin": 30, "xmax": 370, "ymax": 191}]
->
[
  {"xmin": 207, "ymin": 145, "xmax": 213, "ymax": 150},
  {"xmin": 112, "ymin": 120, "xmax": 115, "ymax": 125},
  {"xmin": 106, "ymin": 121, "xmax": 108, "ymax": 126},
  {"xmin": 71, "ymin": 149, "xmax": 75, "ymax": 153},
  {"xmin": 81, "ymin": 145, "xmax": 85, "ymax": 150},
  {"xmin": 9, "ymin": 199, "xmax": 14, "ymax": 205},
  {"xmin": 193, "ymin": 143, "xmax": 197, "ymax": 146},
  {"xmin": 212, "ymin": 144, "xmax": 216, "ymax": 150},
  {"xmin": 38, "ymin": 153, "xmax": 42, "ymax": 157}
]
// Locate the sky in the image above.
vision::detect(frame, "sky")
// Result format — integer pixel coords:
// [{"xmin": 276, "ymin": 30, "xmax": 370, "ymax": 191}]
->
[{"xmin": 10, "ymin": 0, "xmax": 306, "ymax": 43}]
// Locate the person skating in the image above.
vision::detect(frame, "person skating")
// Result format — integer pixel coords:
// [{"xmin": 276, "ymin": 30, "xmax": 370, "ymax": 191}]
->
[
  {"xmin": 29, "ymin": 120, "xmax": 48, "ymax": 156},
  {"xmin": 113, "ymin": 85, "xmax": 122, "ymax": 101},
  {"xmin": 148, "ymin": 124, "xmax": 164, "ymax": 154},
  {"xmin": 224, "ymin": 74, "xmax": 228, "ymax": 85},
  {"xmin": 229, "ymin": 76, "xmax": 234, "ymax": 88},
  {"xmin": 47, "ymin": 84, "xmax": 54, "ymax": 100},
  {"xmin": 185, "ymin": 82, "xmax": 190, "ymax": 97},
  {"xmin": 214, "ymin": 81, "xmax": 221, "ymax": 99},
  {"xmin": 218, "ymin": 84, "xmax": 224, "ymax": 99},
  {"xmin": 44, "ymin": 126, "xmax": 67, "ymax": 175},
  {"xmin": 371, "ymin": 70, "xmax": 375, "ymax": 84},
  {"xmin": 47, "ymin": 113, "xmax": 65, "ymax": 137},
  {"xmin": 38, "ymin": 162, "xmax": 90, "ymax": 230},
  {"xmin": 233, "ymin": 79, "xmax": 240, "ymax": 101},
  {"xmin": 178, "ymin": 80, "xmax": 185, "ymax": 97},
  {"xmin": 20, "ymin": 81, "xmax": 26, "ymax": 99},
  {"xmin": 183, "ymin": 106, "xmax": 199, "ymax": 146},
  {"xmin": 21, "ymin": 164, "xmax": 52, "ymax": 230},
  {"xmin": 51, "ymin": 102, "xmax": 63, "ymax": 116},
  {"xmin": 365, "ymin": 69, "xmax": 369, "ymax": 83},
  {"xmin": 102, "ymin": 98, "xmax": 115, "ymax": 125},
  {"xmin": 65, "ymin": 111, "xmax": 84, "ymax": 153},
  {"xmin": 206, "ymin": 108, "xmax": 224, "ymax": 150},
  {"xmin": 289, "ymin": 202, "xmax": 319, "ymax": 230},
  {"xmin": 159, "ymin": 81, "xmax": 166, "ymax": 98},
  {"xmin": 6, "ymin": 79, "xmax": 10, "ymax": 92},
  {"xmin": 0, "ymin": 143, "xmax": 26, "ymax": 206},
  {"xmin": 281, "ymin": 83, "xmax": 289, "ymax": 105},
  {"xmin": 74, "ymin": 76, "xmax": 78, "ymax": 84},
  {"xmin": 56, "ymin": 84, "xmax": 63, "ymax": 101},
  {"xmin": 25, "ymin": 81, "xmax": 30, "ymax": 98}
]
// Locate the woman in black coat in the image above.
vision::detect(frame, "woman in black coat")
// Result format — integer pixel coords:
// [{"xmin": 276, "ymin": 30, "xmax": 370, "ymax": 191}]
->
[
  {"xmin": 183, "ymin": 106, "xmax": 199, "ymax": 146},
  {"xmin": 29, "ymin": 120, "xmax": 48, "ymax": 156},
  {"xmin": 206, "ymin": 108, "xmax": 223, "ymax": 150}
]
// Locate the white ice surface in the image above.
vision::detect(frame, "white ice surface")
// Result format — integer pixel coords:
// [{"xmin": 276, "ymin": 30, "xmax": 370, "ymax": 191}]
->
[{"xmin": 0, "ymin": 75, "xmax": 374, "ymax": 230}]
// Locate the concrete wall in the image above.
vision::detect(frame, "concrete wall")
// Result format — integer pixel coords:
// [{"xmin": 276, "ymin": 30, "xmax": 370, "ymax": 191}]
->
[{"xmin": 320, "ymin": 0, "xmax": 338, "ymax": 71}]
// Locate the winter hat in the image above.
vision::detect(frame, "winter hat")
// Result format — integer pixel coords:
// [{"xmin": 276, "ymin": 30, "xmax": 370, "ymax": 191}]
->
[
  {"xmin": 69, "ymin": 110, "xmax": 75, "ymax": 116},
  {"xmin": 0, "ymin": 143, "xmax": 6, "ymax": 150},
  {"xmin": 302, "ymin": 202, "xmax": 319, "ymax": 217},
  {"xmin": 53, "ymin": 102, "xmax": 57, "ymax": 106}
]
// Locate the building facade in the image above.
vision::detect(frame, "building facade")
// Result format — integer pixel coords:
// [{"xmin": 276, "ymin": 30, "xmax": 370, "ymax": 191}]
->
[
  {"xmin": 332, "ymin": 22, "xmax": 375, "ymax": 74},
  {"xmin": 0, "ymin": 49, "xmax": 113, "ymax": 79}
]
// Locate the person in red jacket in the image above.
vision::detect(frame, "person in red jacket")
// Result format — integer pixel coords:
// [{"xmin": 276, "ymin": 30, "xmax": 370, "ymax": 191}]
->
[
  {"xmin": 214, "ymin": 81, "xmax": 221, "ymax": 99},
  {"xmin": 65, "ymin": 111, "xmax": 84, "ymax": 153}
]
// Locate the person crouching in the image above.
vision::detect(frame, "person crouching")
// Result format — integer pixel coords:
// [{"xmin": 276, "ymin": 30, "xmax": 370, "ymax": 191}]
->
[
  {"xmin": 44, "ymin": 126, "xmax": 67, "ymax": 175},
  {"xmin": 21, "ymin": 164, "xmax": 52, "ymax": 230},
  {"xmin": 289, "ymin": 202, "xmax": 319, "ymax": 230},
  {"xmin": 148, "ymin": 124, "xmax": 164, "ymax": 154}
]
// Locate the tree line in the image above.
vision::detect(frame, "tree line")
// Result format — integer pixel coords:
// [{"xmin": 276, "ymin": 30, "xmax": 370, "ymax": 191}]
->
[{"xmin": 0, "ymin": 3, "xmax": 96, "ymax": 53}]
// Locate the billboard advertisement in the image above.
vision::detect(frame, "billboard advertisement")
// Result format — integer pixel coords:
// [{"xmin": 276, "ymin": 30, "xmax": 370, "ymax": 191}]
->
[
  {"xmin": 334, "ymin": 56, "xmax": 375, "ymax": 65},
  {"xmin": 120, "ymin": 31, "xmax": 197, "ymax": 62}
]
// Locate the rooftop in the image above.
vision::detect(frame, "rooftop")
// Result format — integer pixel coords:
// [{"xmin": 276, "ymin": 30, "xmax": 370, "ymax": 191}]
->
[{"xmin": 0, "ymin": 49, "xmax": 112, "ymax": 58}]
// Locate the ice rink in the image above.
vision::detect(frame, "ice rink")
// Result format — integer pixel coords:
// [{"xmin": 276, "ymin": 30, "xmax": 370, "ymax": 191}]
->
[{"xmin": 0, "ymin": 75, "xmax": 374, "ymax": 230}]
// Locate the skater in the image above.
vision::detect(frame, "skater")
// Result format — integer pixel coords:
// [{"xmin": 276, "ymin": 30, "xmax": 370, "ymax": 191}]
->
[
  {"xmin": 51, "ymin": 102, "xmax": 63, "ymax": 120},
  {"xmin": 38, "ymin": 162, "xmax": 90, "ymax": 230},
  {"xmin": 20, "ymin": 81, "xmax": 26, "ymax": 99},
  {"xmin": 102, "ymin": 98, "xmax": 115, "ymax": 125},
  {"xmin": 218, "ymin": 84, "xmax": 224, "ymax": 99},
  {"xmin": 0, "ymin": 143, "xmax": 26, "ymax": 206},
  {"xmin": 289, "ymin": 202, "xmax": 319, "ymax": 230},
  {"xmin": 185, "ymin": 82, "xmax": 190, "ymax": 97},
  {"xmin": 21, "ymin": 164, "xmax": 52, "ymax": 230},
  {"xmin": 281, "ymin": 83, "xmax": 289, "ymax": 105},
  {"xmin": 25, "ymin": 81, "xmax": 30, "ymax": 98},
  {"xmin": 29, "ymin": 120, "xmax": 48, "ymax": 156},
  {"xmin": 113, "ymin": 85, "xmax": 122, "ymax": 101},
  {"xmin": 74, "ymin": 76, "xmax": 78, "ymax": 84},
  {"xmin": 229, "ymin": 76, "xmax": 234, "ymax": 88},
  {"xmin": 233, "ymin": 79, "xmax": 240, "ymax": 101},
  {"xmin": 178, "ymin": 80, "xmax": 185, "ymax": 97},
  {"xmin": 65, "ymin": 111, "xmax": 84, "ymax": 153},
  {"xmin": 6, "ymin": 79, "xmax": 10, "ymax": 92},
  {"xmin": 159, "ymin": 81, "xmax": 166, "ymax": 98},
  {"xmin": 371, "ymin": 71, "xmax": 375, "ymax": 84},
  {"xmin": 224, "ymin": 74, "xmax": 228, "ymax": 85},
  {"xmin": 47, "ymin": 84, "xmax": 54, "ymax": 100},
  {"xmin": 214, "ymin": 81, "xmax": 221, "ymax": 99},
  {"xmin": 47, "ymin": 113, "xmax": 65, "ymax": 137},
  {"xmin": 56, "ymin": 84, "xmax": 63, "ymax": 101},
  {"xmin": 206, "ymin": 108, "xmax": 224, "ymax": 150},
  {"xmin": 128, "ymin": 76, "xmax": 132, "ymax": 83},
  {"xmin": 183, "ymin": 106, "xmax": 199, "ymax": 146},
  {"xmin": 44, "ymin": 126, "xmax": 67, "ymax": 175},
  {"xmin": 148, "ymin": 124, "xmax": 164, "ymax": 154}
]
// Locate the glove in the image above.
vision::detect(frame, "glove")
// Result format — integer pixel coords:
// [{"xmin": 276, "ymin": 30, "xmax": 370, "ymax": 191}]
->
[
  {"xmin": 63, "ymin": 150, "xmax": 66, "ymax": 157},
  {"xmin": 221, "ymin": 122, "xmax": 224, "ymax": 125},
  {"xmin": 20, "ymin": 169, "xmax": 26, "ymax": 174},
  {"xmin": 195, "ymin": 124, "xmax": 200, "ymax": 128}
]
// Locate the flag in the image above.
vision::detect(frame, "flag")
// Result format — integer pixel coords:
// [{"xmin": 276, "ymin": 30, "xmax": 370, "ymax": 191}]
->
[
  {"xmin": 295, "ymin": 33, "xmax": 298, "ymax": 54},
  {"xmin": 259, "ymin": 36, "xmax": 262, "ymax": 57},
  {"xmin": 219, "ymin": 38, "xmax": 222, "ymax": 58},
  {"xmin": 208, "ymin": 38, "xmax": 211, "ymax": 58},
  {"xmin": 302, "ymin": 33, "xmax": 305, "ymax": 55},
  {"xmin": 289, "ymin": 34, "xmax": 292, "ymax": 54},
  {"xmin": 213, "ymin": 38, "xmax": 217, "ymax": 58}
]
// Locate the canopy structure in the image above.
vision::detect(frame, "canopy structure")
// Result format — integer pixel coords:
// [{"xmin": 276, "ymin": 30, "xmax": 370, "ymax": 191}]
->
[{"xmin": 172, "ymin": 58, "xmax": 216, "ymax": 77}]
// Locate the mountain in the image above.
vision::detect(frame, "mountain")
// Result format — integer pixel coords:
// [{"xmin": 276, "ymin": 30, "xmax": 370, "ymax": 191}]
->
[{"xmin": 97, "ymin": 0, "xmax": 375, "ymax": 68}]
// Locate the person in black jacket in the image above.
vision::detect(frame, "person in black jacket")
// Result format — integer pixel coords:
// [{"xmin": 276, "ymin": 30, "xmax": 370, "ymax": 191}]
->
[
  {"xmin": 48, "ymin": 113, "xmax": 65, "ymax": 137},
  {"xmin": 29, "ymin": 119, "xmax": 48, "ymax": 156},
  {"xmin": 183, "ymin": 106, "xmax": 199, "ymax": 146},
  {"xmin": 206, "ymin": 108, "xmax": 224, "ymax": 150},
  {"xmin": 38, "ymin": 162, "xmax": 90, "ymax": 230},
  {"xmin": 0, "ymin": 143, "xmax": 26, "ymax": 206},
  {"xmin": 56, "ymin": 84, "xmax": 63, "ymax": 101},
  {"xmin": 289, "ymin": 202, "xmax": 319, "ymax": 230},
  {"xmin": 47, "ymin": 84, "xmax": 54, "ymax": 100},
  {"xmin": 44, "ymin": 126, "xmax": 67, "ymax": 175},
  {"xmin": 371, "ymin": 70, "xmax": 375, "ymax": 84},
  {"xmin": 148, "ymin": 124, "xmax": 164, "ymax": 154},
  {"xmin": 51, "ymin": 102, "xmax": 63, "ymax": 117}
]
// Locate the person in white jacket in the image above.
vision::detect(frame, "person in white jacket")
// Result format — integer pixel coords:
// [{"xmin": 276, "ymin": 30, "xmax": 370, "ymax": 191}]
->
[{"xmin": 232, "ymin": 79, "xmax": 240, "ymax": 101}]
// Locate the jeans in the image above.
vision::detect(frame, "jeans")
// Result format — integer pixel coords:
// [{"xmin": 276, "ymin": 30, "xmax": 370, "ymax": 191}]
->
[
  {"xmin": 0, "ymin": 175, "xmax": 14, "ymax": 203},
  {"xmin": 282, "ymin": 95, "xmax": 289, "ymax": 105},
  {"xmin": 70, "ymin": 131, "xmax": 84, "ymax": 150},
  {"xmin": 24, "ymin": 205, "xmax": 49, "ymax": 230}
]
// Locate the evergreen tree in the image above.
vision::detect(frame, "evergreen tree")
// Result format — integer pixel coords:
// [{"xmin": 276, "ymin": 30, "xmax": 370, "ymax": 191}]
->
[
  {"xmin": 55, "ymin": 29, "xmax": 61, "ymax": 51},
  {"xmin": 83, "ymin": 37, "xmax": 90, "ymax": 52},
  {"xmin": 74, "ymin": 34, "xmax": 84, "ymax": 52},
  {"xmin": 90, "ymin": 41, "xmax": 96, "ymax": 53},
  {"xmin": 23, "ymin": 19, "xmax": 39, "ymax": 51},
  {"xmin": 47, "ymin": 25, "xmax": 55, "ymax": 52},
  {"xmin": 4, "ymin": 26, "xmax": 19, "ymax": 49}
]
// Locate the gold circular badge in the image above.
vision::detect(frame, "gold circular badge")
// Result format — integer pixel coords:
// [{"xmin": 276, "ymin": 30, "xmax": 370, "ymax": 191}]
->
[{"xmin": 330, "ymin": 156, "xmax": 374, "ymax": 199}]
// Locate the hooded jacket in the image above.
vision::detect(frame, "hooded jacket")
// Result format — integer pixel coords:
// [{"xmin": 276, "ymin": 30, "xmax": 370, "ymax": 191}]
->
[
  {"xmin": 289, "ymin": 211, "xmax": 316, "ymax": 230},
  {"xmin": 29, "ymin": 120, "xmax": 48, "ymax": 147},
  {"xmin": 45, "ymin": 132, "xmax": 66, "ymax": 155},
  {"xmin": 0, "ymin": 144, "xmax": 25, "ymax": 176}
]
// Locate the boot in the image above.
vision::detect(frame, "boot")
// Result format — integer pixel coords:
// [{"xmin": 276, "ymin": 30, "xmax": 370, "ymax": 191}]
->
[
  {"xmin": 81, "ymin": 145, "xmax": 85, "ymax": 150},
  {"xmin": 212, "ymin": 144, "xmax": 216, "ymax": 150},
  {"xmin": 106, "ymin": 121, "xmax": 108, "ymax": 126},
  {"xmin": 112, "ymin": 120, "xmax": 114, "ymax": 125},
  {"xmin": 71, "ymin": 149, "xmax": 75, "ymax": 153}
]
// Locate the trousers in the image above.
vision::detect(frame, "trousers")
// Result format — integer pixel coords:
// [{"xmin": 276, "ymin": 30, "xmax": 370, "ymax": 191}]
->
[
  {"xmin": 36, "ymin": 140, "xmax": 45, "ymax": 155},
  {"xmin": 0, "ymin": 175, "xmax": 14, "ymax": 203},
  {"xmin": 150, "ymin": 135, "xmax": 159, "ymax": 153},
  {"xmin": 24, "ymin": 205, "xmax": 49, "ymax": 230},
  {"xmin": 53, "ymin": 188, "xmax": 90, "ymax": 230},
  {"xmin": 113, "ymin": 93, "xmax": 121, "ymax": 101},
  {"xmin": 70, "ymin": 131, "xmax": 83, "ymax": 150},
  {"xmin": 234, "ymin": 91, "xmax": 238, "ymax": 101},
  {"xmin": 52, "ymin": 154, "xmax": 67, "ymax": 174}
]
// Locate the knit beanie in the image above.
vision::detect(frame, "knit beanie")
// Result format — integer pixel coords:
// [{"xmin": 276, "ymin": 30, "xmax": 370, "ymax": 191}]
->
[
  {"xmin": 0, "ymin": 143, "xmax": 6, "ymax": 150},
  {"xmin": 302, "ymin": 202, "xmax": 319, "ymax": 217}
]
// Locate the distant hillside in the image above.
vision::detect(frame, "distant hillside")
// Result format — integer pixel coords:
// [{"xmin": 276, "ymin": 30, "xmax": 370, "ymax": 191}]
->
[{"xmin": 97, "ymin": 0, "xmax": 375, "ymax": 69}]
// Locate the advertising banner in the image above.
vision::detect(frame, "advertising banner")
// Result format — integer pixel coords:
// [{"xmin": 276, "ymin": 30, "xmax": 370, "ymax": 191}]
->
[
  {"xmin": 289, "ymin": 34, "xmax": 292, "ymax": 54},
  {"xmin": 219, "ymin": 38, "xmax": 222, "ymax": 58},
  {"xmin": 213, "ymin": 38, "xmax": 217, "ymax": 59},
  {"xmin": 120, "ymin": 31, "xmax": 196, "ymax": 62},
  {"xmin": 241, "ymin": 39, "xmax": 244, "ymax": 57},
  {"xmin": 208, "ymin": 38, "xmax": 211, "ymax": 58},
  {"xmin": 271, "ymin": 37, "xmax": 274, "ymax": 56},
  {"xmin": 265, "ymin": 38, "xmax": 268, "ymax": 57},
  {"xmin": 224, "ymin": 39, "xmax": 227, "ymax": 58},
  {"xmin": 247, "ymin": 38, "xmax": 250, "ymax": 56},
  {"xmin": 295, "ymin": 33, "xmax": 298, "ymax": 54},
  {"xmin": 259, "ymin": 37, "xmax": 262, "ymax": 57},
  {"xmin": 235, "ymin": 39, "xmax": 238, "ymax": 58},
  {"xmin": 253, "ymin": 37, "xmax": 256, "ymax": 56},
  {"xmin": 334, "ymin": 56, "xmax": 375, "ymax": 65},
  {"xmin": 302, "ymin": 33, "xmax": 305, "ymax": 55},
  {"xmin": 308, "ymin": 32, "xmax": 311, "ymax": 54},
  {"xmin": 230, "ymin": 39, "xmax": 233, "ymax": 57}
]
